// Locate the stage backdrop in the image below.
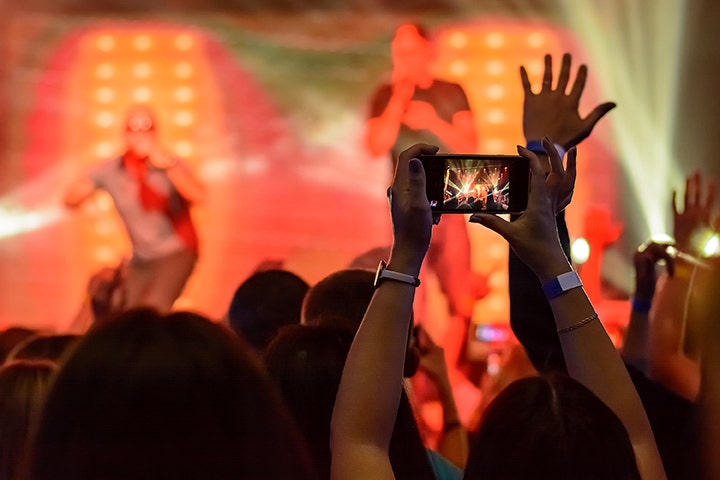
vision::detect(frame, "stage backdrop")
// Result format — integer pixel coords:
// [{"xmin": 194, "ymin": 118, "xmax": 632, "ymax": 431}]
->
[{"xmin": 1, "ymin": 11, "xmax": 615, "ymax": 332}]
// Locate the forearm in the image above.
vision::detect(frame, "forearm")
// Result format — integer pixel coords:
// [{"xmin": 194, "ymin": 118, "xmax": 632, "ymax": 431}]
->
[
  {"xmin": 428, "ymin": 114, "xmax": 476, "ymax": 153},
  {"xmin": 434, "ymin": 372, "xmax": 468, "ymax": 469},
  {"xmin": 648, "ymin": 270, "xmax": 700, "ymax": 401},
  {"xmin": 537, "ymin": 259, "xmax": 666, "ymax": 480},
  {"xmin": 622, "ymin": 311, "xmax": 650, "ymax": 372},
  {"xmin": 331, "ymin": 253, "xmax": 420, "ymax": 454},
  {"xmin": 366, "ymin": 101, "xmax": 406, "ymax": 157}
]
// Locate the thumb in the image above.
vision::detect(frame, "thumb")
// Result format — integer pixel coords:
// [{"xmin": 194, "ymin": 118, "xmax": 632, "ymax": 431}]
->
[
  {"xmin": 469, "ymin": 213, "xmax": 511, "ymax": 240},
  {"xmin": 583, "ymin": 102, "xmax": 616, "ymax": 129}
]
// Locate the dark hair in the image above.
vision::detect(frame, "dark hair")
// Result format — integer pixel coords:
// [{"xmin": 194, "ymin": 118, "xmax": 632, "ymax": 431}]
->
[
  {"xmin": 0, "ymin": 360, "xmax": 56, "ymax": 480},
  {"xmin": 265, "ymin": 325, "xmax": 434, "ymax": 480},
  {"xmin": 28, "ymin": 308, "xmax": 315, "ymax": 480},
  {"xmin": 0, "ymin": 328, "xmax": 36, "ymax": 364},
  {"xmin": 464, "ymin": 375, "xmax": 641, "ymax": 480},
  {"xmin": 228, "ymin": 269, "xmax": 309, "ymax": 351},
  {"xmin": 302, "ymin": 269, "xmax": 376, "ymax": 331},
  {"xmin": 301, "ymin": 269, "xmax": 419, "ymax": 377},
  {"xmin": 11, "ymin": 335, "xmax": 79, "ymax": 363}
]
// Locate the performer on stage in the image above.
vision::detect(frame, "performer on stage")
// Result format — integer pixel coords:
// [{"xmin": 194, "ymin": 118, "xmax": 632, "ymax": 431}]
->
[
  {"xmin": 365, "ymin": 23, "xmax": 487, "ymax": 371},
  {"xmin": 64, "ymin": 107, "xmax": 204, "ymax": 313}
]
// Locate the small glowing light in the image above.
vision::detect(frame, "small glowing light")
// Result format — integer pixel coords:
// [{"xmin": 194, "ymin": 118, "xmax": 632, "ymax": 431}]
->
[
  {"xmin": 486, "ymin": 109, "xmax": 506, "ymax": 124},
  {"xmin": 486, "ymin": 84, "xmax": 505, "ymax": 100},
  {"xmin": 702, "ymin": 234, "xmax": 720, "ymax": 257},
  {"xmin": 94, "ymin": 246, "xmax": 116, "ymax": 263},
  {"xmin": 95, "ymin": 142, "xmax": 115, "ymax": 158},
  {"xmin": 447, "ymin": 32, "xmax": 468, "ymax": 49},
  {"xmin": 174, "ymin": 110, "xmax": 194, "ymax": 127},
  {"xmin": 449, "ymin": 60, "xmax": 468, "ymax": 77},
  {"xmin": 527, "ymin": 60, "xmax": 544, "ymax": 76},
  {"xmin": 174, "ymin": 86, "xmax": 194, "ymax": 102},
  {"xmin": 134, "ymin": 34, "xmax": 152, "ymax": 51},
  {"xmin": 485, "ymin": 32, "xmax": 505, "ymax": 48},
  {"xmin": 95, "ymin": 111, "xmax": 115, "ymax": 128},
  {"xmin": 95, "ymin": 87, "xmax": 115, "ymax": 103},
  {"xmin": 174, "ymin": 141, "xmax": 193, "ymax": 157},
  {"xmin": 133, "ymin": 62, "xmax": 152, "ymax": 79},
  {"xmin": 95, "ymin": 63, "xmax": 115, "ymax": 79},
  {"xmin": 650, "ymin": 233, "xmax": 674, "ymax": 244},
  {"xmin": 96, "ymin": 35, "xmax": 115, "ymax": 52},
  {"xmin": 95, "ymin": 192, "xmax": 114, "ymax": 212},
  {"xmin": 175, "ymin": 62, "xmax": 193, "ymax": 78},
  {"xmin": 483, "ymin": 139, "xmax": 506, "ymax": 153},
  {"xmin": 132, "ymin": 87, "xmax": 152, "ymax": 103},
  {"xmin": 485, "ymin": 60, "xmax": 505, "ymax": 76},
  {"xmin": 527, "ymin": 32, "xmax": 546, "ymax": 48},
  {"xmin": 571, "ymin": 237, "xmax": 591, "ymax": 264},
  {"xmin": 175, "ymin": 34, "xmax": 194, "ymax": 51}
]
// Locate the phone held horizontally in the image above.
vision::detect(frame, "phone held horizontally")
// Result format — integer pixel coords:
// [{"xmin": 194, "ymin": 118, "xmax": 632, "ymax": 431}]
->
[{"xmin": 418, "ymin": 153, "xmax": 530, "ymax": 214}]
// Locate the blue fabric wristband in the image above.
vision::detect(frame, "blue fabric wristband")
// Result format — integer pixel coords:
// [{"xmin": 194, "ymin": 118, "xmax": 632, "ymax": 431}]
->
[
  {"xmin": 526, "ymin": 140, "xmax": 566, "ymax": 159},
  {"xmin": 631, "ymin": 298, "xmax": 652, "ymax": 314}
]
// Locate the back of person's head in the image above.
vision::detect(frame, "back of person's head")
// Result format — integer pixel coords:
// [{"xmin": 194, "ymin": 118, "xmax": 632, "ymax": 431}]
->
[
  {"xmin": 10, "ymin": 335, "xmax": 79, "ymax": 363},
  {"xmin": 265, "ymin": 325, "xmax": 434, "ymax": 480},
  {"xmin": 302, "ymin": 269, "xmax": 420, "ymax": 377},
  {"xmin": 0, "ymin": 328, "xmax": 36, "ymax": 364},
  {"xmin": 227, "ymin": 269, "xmax": 309, "ymax": 351},
  {"xmin": 0, "ymin": 360, "xmax": 56, "ymax": 480},
  {"xmin": 28, "ymin": 308, "xmax": 315, "ymax": 480},
  {"xmin": 302, "ymin": 269, "xmax": 376, "ymax": 331},
  {"xmin": 464, "ymin": 374, "xmax": 641, "ymax": 480}
]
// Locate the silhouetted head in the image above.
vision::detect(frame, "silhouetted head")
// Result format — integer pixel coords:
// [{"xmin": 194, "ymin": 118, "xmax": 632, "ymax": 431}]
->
[
  {"xmin": 464, "ymin": 374, "xmax": 641, "ymax": 480},
  {"xmin": 265, "ymin": 325, "xmax": 434, "ymax": 480},
  {"xmin": 227, "ymin": 269, "xmax": 309, "ymax": 351},
  {"xmin": 28, "ymin": 308, "xmax": 315, "ymax": 480},
  {"xmin": 0, "ymin": 360, "xmax": 56, "ymax": 480},
  {"xmin": 302, "ymin": 269, "xmax": 420, "ymax": 377}
]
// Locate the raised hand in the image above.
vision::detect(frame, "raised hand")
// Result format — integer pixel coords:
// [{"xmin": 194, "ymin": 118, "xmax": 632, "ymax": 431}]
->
[
  {"xmin": 469, "ymin": 140, "xmax": 576, "ymax": 280},
  {"xmin": 672, "ymin": 171, "xmax": 716, "ymax": 254},
  {"xmin": 634, "ymin": 241, "xmax": 675, "ymax": 301},
  {"xmin": 388, "ymin": 143, "xmax": 439, "ymax": 272},
  {"xmin": 521, "ymin": 53, "xmax": 616, "ymax": 149}
]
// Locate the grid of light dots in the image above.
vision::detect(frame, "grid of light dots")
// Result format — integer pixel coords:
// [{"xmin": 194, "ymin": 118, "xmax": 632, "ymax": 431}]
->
[
  {"xmin": 436, "ymin": 27, "xmax": 560, "ymax": 154},
  {"xmin": 90, "ymin": 32, "xmax": 198, "ymax": 160},
  {"xmin": 435, "ymin": 26, "xmax": 562, "ymax": 325}
]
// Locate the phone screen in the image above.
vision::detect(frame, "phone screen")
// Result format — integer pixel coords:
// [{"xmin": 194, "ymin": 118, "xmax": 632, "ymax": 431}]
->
[{"xmin": 419, "ymin": 154, "xmax": 529, "ymax": 214}]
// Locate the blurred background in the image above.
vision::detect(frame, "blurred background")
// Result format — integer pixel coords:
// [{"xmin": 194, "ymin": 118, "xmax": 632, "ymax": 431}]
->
[{"xmin": 0, "ymin": 0, "xmax": 718, "ymax": 332}]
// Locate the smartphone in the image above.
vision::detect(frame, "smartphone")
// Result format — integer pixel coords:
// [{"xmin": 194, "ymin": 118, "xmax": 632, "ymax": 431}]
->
[
  {"xmin": 418, "ymin": 154, "xmax": 529, "ymax": 214},
  {"xmin": 475, "ymin": 324, "xmax": 511, "ymax": 343}
]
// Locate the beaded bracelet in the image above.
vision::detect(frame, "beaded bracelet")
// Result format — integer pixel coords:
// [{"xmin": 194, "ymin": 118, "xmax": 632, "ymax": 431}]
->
[{"xmin": 557, "ymin": 313, "xmax": 599, "ymax": 334}]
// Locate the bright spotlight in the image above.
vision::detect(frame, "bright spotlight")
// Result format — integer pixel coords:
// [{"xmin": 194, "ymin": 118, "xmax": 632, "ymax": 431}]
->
[
  {"xmin": 702, "ymin": 234, "xmax": 720, "ymax": 257},
  {"xmin": 134, "ymin": 35, "xmax": 153, "ymax": 51},
  {"xmin": 571, "ymin": 237, "xmax": 591, "ymax": 265}
]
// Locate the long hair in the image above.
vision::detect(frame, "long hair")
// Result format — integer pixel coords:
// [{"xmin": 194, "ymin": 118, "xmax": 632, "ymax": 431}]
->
[
  {"xmin": 265, "ymin": 325, "xmax": 434, "ymax": 480},
  {"xmin": 0, "ymin": 360, "xmax": 56, "ymax": 480},
  {"xmin": 28, "ymin": 308, "xmax": 315, "ymax": 480},
  {"xmin": 464, "ymin": 374, "xmax": 641, "ymax": 480}
]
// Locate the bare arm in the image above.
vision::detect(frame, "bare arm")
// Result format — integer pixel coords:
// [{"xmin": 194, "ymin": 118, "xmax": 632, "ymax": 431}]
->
[
  {"xmin": 471, "ymin": 141, "xmax": 666, "ymax": 480},
  {"xmin": 148, "ymin": 148, "xmax": 205, "ymax": 204},
  {"xmin": 331, "ymin": 143, "xmax": 438, "ymax": 480},
  {"xmin": 416, "ymin": 325, "xmax": 468, "ymax": 469},
  {"xmin": 365, "ymin": 82, "xmax": 415, "ymax": 157}
]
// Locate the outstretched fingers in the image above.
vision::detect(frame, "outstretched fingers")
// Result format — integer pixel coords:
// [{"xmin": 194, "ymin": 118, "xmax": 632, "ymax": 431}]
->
[
  {"xmin": 555, "ymin": 53, "xmax": 572, "ymax": 93},
  {"xmin": 568, "ymin": 64, "xmax": 588, "ymax": 105}
]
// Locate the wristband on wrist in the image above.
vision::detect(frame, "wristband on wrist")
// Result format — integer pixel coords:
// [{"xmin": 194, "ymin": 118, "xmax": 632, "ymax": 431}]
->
[
  {"xmin": 373, "ymin": 260, "xmax": 421, "ymax": 288},
  {"xmin": 542, "ymin": 271, "xmax": 583, "ymax": 299},
  {"xmin": 631, "ymin": 297, "xmax": 652, "ymax": 314},
  {"xmin": 526, "ymin": 140, "xmax": 566, "ymax": 159}
]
